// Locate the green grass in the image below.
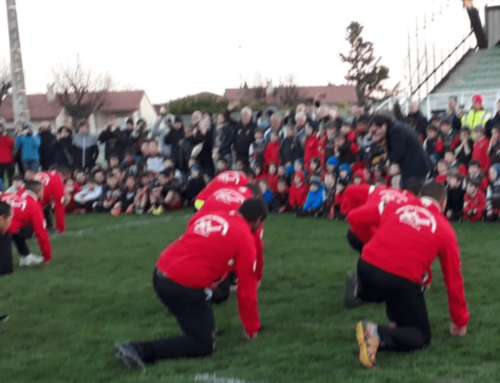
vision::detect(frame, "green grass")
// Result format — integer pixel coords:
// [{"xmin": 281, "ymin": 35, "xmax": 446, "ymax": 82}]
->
[{"xmin": 1, "ymin": 211, "xmax": 500, "ymax": 383}]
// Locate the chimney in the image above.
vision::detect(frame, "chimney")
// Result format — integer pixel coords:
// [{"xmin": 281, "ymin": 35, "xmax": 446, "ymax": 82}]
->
[{"xmin": 46, "ymin": 83, "xmax": 55, "ymax": 102}]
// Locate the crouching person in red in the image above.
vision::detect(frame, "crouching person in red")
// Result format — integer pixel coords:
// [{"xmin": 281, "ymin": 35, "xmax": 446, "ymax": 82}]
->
[
  {"xmin": 354, "ymin": 182, "xmax": 468, "ymax": 369},
  {"xmin": 114, "ymin": 198, "xmax": 268, "ymax": 369},
  {"xmin": 0, "ymin": 181, "xmax": 52, "ymax": 267}
]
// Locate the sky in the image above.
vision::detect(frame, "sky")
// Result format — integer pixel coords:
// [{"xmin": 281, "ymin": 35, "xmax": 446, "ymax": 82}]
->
[{"xmin": 0, "ymin": 0, "xmax": 498, "ymax": 104}]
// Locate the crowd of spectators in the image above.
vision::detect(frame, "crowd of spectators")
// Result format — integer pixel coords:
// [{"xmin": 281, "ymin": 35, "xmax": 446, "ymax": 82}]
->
[{"xmin": 1, "ymin": 93, "xmax": 500, "ymax": 222}]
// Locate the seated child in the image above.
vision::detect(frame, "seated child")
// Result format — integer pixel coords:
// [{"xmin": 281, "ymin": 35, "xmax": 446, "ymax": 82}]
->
[
  {"xmin": 297, "ymin": 176, "xmax": 324, "ymax": 217},
  {"xmin": 486, "ymin": 164, "xmax": 500, "ymax": 222},
  {"xmin": 272, "ymin": 177, "xmax": 289, "ymax": 213},
  {"xmin": 5, "ymin": 175, "xmax": 23, "ymax": 193},
  {"xmin": 134, "ymin": 172, "xmax": 152, "ymax": 214},
  {"xmin": 288, "ymin": 170, "xmax": 308, "ymax": 212},
  {"xmin": 112, "ymin": 175, "xmax": 138, "ymax": 215},
  {"xmin": 74, "ymin": 175, "xmax": 103, "ymax": 213},
  {"xmin": 183, "ymin": 166, "xmax": 206, "ymax": 206},
  {"xmin": 93, "ymin": 173, "xmax": 122, "ymax": 213},
  {"xmin": 463, "ymin": 179, "xmax": 486, "ymax": 222},
  {"xmin": 445, "ymin": 172, "xmax": 465, "ymax": 221},
  {"xmin": 434, "ymin": 159, "xmax": 449, "ymax": 185}
]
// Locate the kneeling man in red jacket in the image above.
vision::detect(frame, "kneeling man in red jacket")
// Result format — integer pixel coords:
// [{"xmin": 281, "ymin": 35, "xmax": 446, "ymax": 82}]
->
[
  {"xmin": 115, "ymin": 198, "xmax": 268, "ymax": 370},
  {"xmin": 350, "ymin": 182, "xmax": 469, "ymax": 369}
]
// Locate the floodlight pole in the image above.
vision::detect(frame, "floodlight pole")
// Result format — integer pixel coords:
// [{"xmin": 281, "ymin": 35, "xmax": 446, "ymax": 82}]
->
[{"xmin": 6, "ymin": 0, "xmax": 29, "ymax": 125}]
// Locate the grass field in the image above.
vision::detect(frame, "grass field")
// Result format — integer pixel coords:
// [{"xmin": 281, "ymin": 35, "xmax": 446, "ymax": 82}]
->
[{"xmin": 0, "ymin": 210, "xmax": 499, "ymax": 383}]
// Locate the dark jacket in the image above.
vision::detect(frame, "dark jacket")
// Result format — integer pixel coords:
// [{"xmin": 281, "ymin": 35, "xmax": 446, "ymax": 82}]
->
[
  {"xmin": 387, "ymin": 122, "xmax": 430, "ymax": 181},
  {"xmin": 279, "ymin": 137, "xmax": 302, "ymax": 164},
  {"xmin": 119, "ymin": 129, "xmax": 139, "ymax": 155},
  {"xmin": 233, "ymin": 121, "xmax": 256, "ymax": 162},
  {"xmin": 404, "ymin": 111, "xmax": 428, "ymax": 138},
  {"xmin": 98, "ymin": 128, "xmax": 124, "ymax": 160},
  {"xmin": 164, "ymin": 127, "xmax": 185, "ymax": 165},
  {"xmin": 52, "ymin": 135, "xmax": 74, "ymax": 167},
  {"xmin": 213, "ymin": 122, "xmax": 235, "ymax": 156},
  {"xmin": 39, "ymin": 130, "xmax": 56, "ymax": 170},
  {"xmin": 72, "ymin": 133, "xmax": 99, "ymax": 171},
  {"xmin": 179, "ymin": 134, "xmax": 203, "ymax": 174}
]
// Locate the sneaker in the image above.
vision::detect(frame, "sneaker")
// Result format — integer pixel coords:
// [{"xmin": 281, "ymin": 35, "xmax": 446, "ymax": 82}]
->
[
  {"xmin": 114, "ymin": 343, "xmax": 146, "ymax": 370},
  {"xmin": 0, "ymin": 314, "xmax": 9, "ymax": 323},
  {"xmin": 356, "ymin": 321, "xmax": 380, "ymax": 369},
  {"xmin": 344, "ymin": 273, "xmax": 363, "ymax": 309},
  {"xmin": 135, "ymin": 208, "xmax": 143, "ymax": 215},
  {"xmin": 147, "ymin": 206, "xmax": 155, "ymax": 214},
  {"xmin": 152, "ymin": 205, "xmax": 164, "ymax": 216},
  {"xmin": 21, "ymin": 254, "xmax": 44, "ymax": 267}
]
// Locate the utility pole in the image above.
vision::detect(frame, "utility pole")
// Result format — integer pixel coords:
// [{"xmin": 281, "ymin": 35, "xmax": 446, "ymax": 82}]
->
[{"xmin": 6, "ymin": 0, "xmax": 29, "ymax": 125}]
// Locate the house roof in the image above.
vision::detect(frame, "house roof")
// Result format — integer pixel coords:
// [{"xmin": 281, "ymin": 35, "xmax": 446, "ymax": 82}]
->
[
  {"xmin": 223, "ymin": 84, "xmax": 357, "ymax": 105},
  {"xmin": 0, "ymin": 90, "xmax": 147, "ymax": 122},
  {"xmin": 0, "ymin": 94, "xmax": 64, "ymax": 121},
  {"xmin": 99, "ymin": 90, "xmax": 145, "ymax": 112}
]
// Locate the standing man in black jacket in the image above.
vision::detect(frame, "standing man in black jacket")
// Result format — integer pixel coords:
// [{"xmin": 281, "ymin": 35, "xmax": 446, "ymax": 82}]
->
[
  {"xmin": 38, "ymin": 121, "xmax": 56, "ymax": 170},
  {"xmin": 370, "ymin": 114, "xmax": 430, "ymax": 182},
  {"xmin": 233, "ymin": 106, "xmax": 256, "ymax": 167},
  {"xmin": 164, "ymin": 116, "xmax": 185, "ymax": 167}
]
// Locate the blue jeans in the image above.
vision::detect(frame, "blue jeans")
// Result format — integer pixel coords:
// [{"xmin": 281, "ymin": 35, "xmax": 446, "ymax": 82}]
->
[{"xmin": 22, "ymin": 160, "xmax": 39, "ymax": 172}]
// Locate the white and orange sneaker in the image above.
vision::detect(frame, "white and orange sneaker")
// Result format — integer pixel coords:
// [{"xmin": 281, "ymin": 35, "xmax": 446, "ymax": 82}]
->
[{"xmin": 356, "ymin": 321, "xmax": 380, "ymax": 369}]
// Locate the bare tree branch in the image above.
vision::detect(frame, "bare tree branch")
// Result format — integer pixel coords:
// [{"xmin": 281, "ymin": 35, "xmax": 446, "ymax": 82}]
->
[{"xmin": 51, "ymin": 56, "xmax": 114, "ymax": 120}]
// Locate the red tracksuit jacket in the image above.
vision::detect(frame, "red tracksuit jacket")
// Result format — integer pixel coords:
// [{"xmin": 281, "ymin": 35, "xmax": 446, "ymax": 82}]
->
[
  {"xmin": 34, "ymin": 171, "xmax": 66, "ymax": 233},
  {"xmin": 472, "ymin": 136, "xmax": 490, "ymax": 172},
  {"xmin": 188, "ymin": 185, "xmax": 264, "ymax": 282},
  {"xmin": 303, "ymin": 135, "xmax": 319, "ymax": 170},
  {"xmin": 347, "ymin": 187, "xmax": 413, "ymax": 244},
  {"xmin": 157, "ymin": 210, "xmax": 260, "ymax": 334},
  {"xmin": 357, "ymin": 197, "xmax": 469, "ymax": 327},
  {"xmin": 0, "ymin": 134, "xmax": 14, "ymax": 164},
  {"xmin": 195, "ymin": 171, "xmax": 249, "ymax": 203},
  {"xmin": 264, "ymin": 141, "xmax": 280, "ymax": 168},
  {"xmin": 340, "ymin": 184, "xmax": 373, "ymax": 216},
  {"xmin": 463, "ymin": 190, "xmax": 486, "ymax": 221},
  {"xmin": 0, "ymin": 191, "xmax": 52, "ymax": 261},
  {"xmin": 288, "ymin": 171, "xmax": 308, "ymax": 208}
]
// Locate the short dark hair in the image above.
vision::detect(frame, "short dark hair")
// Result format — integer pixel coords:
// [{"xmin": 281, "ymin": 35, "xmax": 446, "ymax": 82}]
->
[
  {"xmin": 238, "ymin": 198, "xmax": 268, "ymax": 223},
  {"xmin": 11, "ymin": 175, "xmax": 22, "ymax": 182},
  {"xmin": 0, "ymin": 201, "xmax": 11, "ymax": 218},
  {"xmin": 370, "ymin": 114, "xmax": 392, "ymax": 128},
  {"xmin": 25, "ymin": 180, "xmax": 43, "ymax": 194},
  {"xmin": 356, "ymin": 114, "xmax": 371, "ymax": 125},
  {"xmin": 426, "ymin": 124, "xmax": 439, "ymax": 132},
  {"xmin": 402, "ymin": 178, "xmax": 424, "ymax": 196},
  {"xmin": 245, "ymin": 183, "xmax": 261, "ymax": 197},
  {"xmin": 421, "ymin": 181, "xmax": 447, "ymax": 204},
  {"xmin": 77, "ymin": 119, "xmax": 88, "ymax": 129}
]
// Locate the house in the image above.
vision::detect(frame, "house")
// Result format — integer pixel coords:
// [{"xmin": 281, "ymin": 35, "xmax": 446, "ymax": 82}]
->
[
  {"xmin": 223, "ymin": 84, "xmax": 357, "ymax": 106},
  {"xmin": 0, "ymin": 90, "xmax": 157, "ymax": 134},
  {"xmin": 0, "ymin": 93, "xmax": 65, "ymax": 132}
]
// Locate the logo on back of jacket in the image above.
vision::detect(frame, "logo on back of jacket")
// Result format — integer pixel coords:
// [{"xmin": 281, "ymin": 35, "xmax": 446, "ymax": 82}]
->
[
  {"xmin": 194, "ymin": 215, "xmax": 229, "ymax": 237},
  {"xmin": 213, "ymin": 188, "xmax": 246, "ymax": 205},
  {"xmin": 34, "ymin": 172, "xmax": 51, "ymax": 186},
  {"xmin": 379, "ymin": 190, "xmax": 409, "ymax": 204},
  {"xmin": 217, "ymin": 171, "xmax": 242, "ymax": 184},
  {"xmin": 396, "ymin": 205, "xmax": 437, "ymax": 233}
]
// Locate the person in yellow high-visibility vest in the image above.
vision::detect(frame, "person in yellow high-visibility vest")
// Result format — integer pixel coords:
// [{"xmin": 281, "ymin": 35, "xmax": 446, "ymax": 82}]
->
[{"xmin": 461, "ymin": 94, "xmax": 491, "ymax": 139}]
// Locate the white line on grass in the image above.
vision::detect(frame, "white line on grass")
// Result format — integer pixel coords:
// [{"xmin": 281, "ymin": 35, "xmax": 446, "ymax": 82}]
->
[
  {"xmin": 53, "ymin": 214, "xmax": 192, "ymax": 238},
  {"xmin": 195, "ymin": 374, "xmax": 268, "ymax": 383}
]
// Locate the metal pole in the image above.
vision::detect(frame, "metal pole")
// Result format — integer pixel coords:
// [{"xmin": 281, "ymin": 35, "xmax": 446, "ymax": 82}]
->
[{"xmin": 6, "ymin": 0, "xmax": 29, "ymax": 125}]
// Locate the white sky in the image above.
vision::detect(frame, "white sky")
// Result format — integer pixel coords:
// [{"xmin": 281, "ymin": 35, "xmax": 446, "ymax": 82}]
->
[{"xmin": 0, "ymin": 0, "xmax": 498, "ymax": 104}]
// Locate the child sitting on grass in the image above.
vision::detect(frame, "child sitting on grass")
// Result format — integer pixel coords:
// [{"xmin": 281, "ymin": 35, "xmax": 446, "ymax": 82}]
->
[
  {"xmin": 463, "ymin": 179, "xmax": 486, "ymax": 222},
  {"xmin": 445, "ymin": 172, "xmax": 465, "ymax": 222},
  {"xmin": 288, "ymin": 170, "xmax": 308, "ymax": 212},
  {"xmin": 74, "ymin": 175, "xmax": 103, "ymax": 213},
  {"xmin": 297, "ymin": 176, "xmax": 324, "ymax": 217}
]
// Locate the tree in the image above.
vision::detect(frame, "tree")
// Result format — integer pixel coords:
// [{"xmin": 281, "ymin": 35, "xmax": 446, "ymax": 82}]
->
[
  {"xmin": 168, "ymin": 94, "xmax": 229, "ymax": 115},
  {"xmin": 339, "ymin": 22, "xmax": 399, "ymax": 103},
  {"xmin": 51, "ymin": 56, "xmax": 114, "ymax": 120},
  {"xmin": 0, "ymin": 60, "xmax": 12, "ymax": 109},
  {"xmin": 252, "ymin": 72, "xmax": 268, "ymax": 102},
  {"xmin": 278, "ymin": 74, "xmax": 301, "ymax": 107}
]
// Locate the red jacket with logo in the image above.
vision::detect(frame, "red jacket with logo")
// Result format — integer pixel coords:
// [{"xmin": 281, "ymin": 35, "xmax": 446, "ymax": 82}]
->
[
  {"xmin": 347, "ymin": 187, "xmax": 412, "ymax": 244},
  {"xmin": 19, "ymin": 171, "xmax": 66, "ymax": 233},
  {"xmin": 303, "ymin": 135, "xmax": 320, "ymax": 170},
  {"xmin": 472, "ymin": 136, "xmax": 490, "ymax": 172},
  {"xmin": 357, "ymin": 197, "xmax": 469, "ymax": 327},
  {"xmin": 158, "ymin": 210, "xmax": 260, "ymax": 334},
  {"xmin": 463, "ymin": 190, "xmax": 486, "ymax": 221},
  {"xmin": 188, "ymin": 185, "xmax": 264, "ymax": 282},
  {"xmin": 195, "ymin": 171, "xmax": 249, "ymax": 204},
  {"xmin": 0, "ymin": 191, "xmax": 52, "ymax": 261},
  {"xmin": 340, "ymin": 184, "xmax": 374, "ymax": 216}
]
